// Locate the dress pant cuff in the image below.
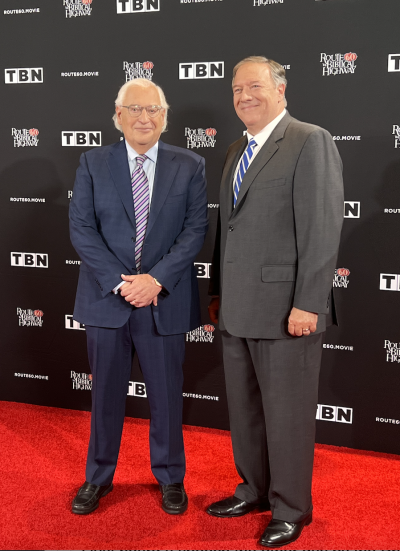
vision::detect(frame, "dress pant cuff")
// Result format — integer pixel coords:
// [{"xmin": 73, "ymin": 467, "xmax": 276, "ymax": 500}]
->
[
  {"xmin": 234, "ymin": 488, "xmax": 262, "ymax": 505},
  {"xmin": 272, "ymin": 503, "xmax": 313, "ymax": 523}
]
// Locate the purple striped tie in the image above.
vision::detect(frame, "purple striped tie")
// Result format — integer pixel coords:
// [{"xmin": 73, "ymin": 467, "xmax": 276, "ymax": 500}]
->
[{"xmin": 132, "ymin": 155, "xmax": 149, "ymax": 274}]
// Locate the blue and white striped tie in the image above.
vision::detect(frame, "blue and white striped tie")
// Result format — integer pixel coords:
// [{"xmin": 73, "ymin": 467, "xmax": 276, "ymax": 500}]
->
[{"xmin": 233, "ymin": 138, "xmax": 257, "ymax": 207}]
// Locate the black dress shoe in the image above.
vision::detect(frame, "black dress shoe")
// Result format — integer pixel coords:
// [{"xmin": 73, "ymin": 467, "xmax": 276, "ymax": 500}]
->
[
  {"xmin": 160, "ymin": 483, "xmax": 188, "ymax": 515},
  {"xmin": 207, "ymin": 495, "xmax": 270, "ymax": 518},
  {"xmin": 71, "ymin": 481, "xmax": 113, "ymax": 515},
  {"xmin": 258, "ymin": 513, "xmax": 312, "ymax": 548}
]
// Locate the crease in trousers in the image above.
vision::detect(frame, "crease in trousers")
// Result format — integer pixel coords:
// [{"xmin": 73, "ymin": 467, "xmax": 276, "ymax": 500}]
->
[
  {"xmin": 221, "ymin": 330, "xmax": 323, "ymax": 523},
  {"xmin": 85, "ymin": 305, "xmax": 186, "ymax": 487}
]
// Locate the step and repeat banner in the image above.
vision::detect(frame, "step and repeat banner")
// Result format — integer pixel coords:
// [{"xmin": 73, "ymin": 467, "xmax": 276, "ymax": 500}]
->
[{"xmin": 1, "ymin": 0, "xmax": 400, "ymax": 455}]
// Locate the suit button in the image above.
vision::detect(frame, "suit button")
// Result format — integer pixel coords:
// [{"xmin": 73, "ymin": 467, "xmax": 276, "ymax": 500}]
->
[
  {"xmin": 131, "ymin": 237, "xmax": 135, "ymax": 242},
  {"xmin": 229, "ymin": 225, "xmax": 234, "ymax": 232}
]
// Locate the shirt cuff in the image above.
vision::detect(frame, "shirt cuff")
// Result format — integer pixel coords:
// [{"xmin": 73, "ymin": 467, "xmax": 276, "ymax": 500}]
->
[{"xmin": 112, "ymin": 281, "xmax": 125, "ymax": 294}]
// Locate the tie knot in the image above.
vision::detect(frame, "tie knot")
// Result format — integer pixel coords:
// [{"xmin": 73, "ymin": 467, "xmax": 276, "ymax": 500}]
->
[
  {"xmin": 136, "ymin": 155, "xmax": 147, "ymax": 167},
  {"xmin": 248, "ymin": 138, "xmax": 257, "ymax": 150}
]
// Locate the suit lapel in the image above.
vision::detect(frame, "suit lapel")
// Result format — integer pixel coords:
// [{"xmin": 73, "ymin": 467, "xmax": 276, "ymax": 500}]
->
[
  {"xmin": 221, "ymin": 137, "xmax": 247, "ymax": 219},
  {"xmin": 232, "ymin": 113, "xmax": 292, "ymax": 216},
  {"xmin": 106, "ymin": 139, "xmax": 136, "ymax": 228},
  {"xmin": 145, "ymin": 141, "xmax": 178, "ymax": 239}
]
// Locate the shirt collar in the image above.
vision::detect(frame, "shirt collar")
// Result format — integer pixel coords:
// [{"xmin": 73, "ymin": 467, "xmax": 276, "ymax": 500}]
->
[
  {"xmin": 125, "ymin": 139, "xmax": 159, "ymax": 164},
  {"xmin": 246, "ymin": 108, "xmax": 287, "ymax": 143}
]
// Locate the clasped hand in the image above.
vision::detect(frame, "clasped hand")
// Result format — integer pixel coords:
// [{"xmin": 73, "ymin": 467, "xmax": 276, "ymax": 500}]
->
[{"xmin": 119, "ymin": 274, "xmax": 161, "ymax": 308}]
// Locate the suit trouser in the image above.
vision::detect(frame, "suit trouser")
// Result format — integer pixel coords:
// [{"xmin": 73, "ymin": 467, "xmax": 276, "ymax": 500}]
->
[
  {"xmin": 84, "ymin": 306, "xmax": 186, "ymax": 487},
  {"xmin": 221, "ymin": 330, "xmax": 323, "ymax": 523}
]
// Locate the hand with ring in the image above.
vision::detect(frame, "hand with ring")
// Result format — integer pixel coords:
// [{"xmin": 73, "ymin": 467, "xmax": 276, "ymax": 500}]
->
[{"xmin": 288, "ymin": 307, "xmax": 318, "ymax": 337}]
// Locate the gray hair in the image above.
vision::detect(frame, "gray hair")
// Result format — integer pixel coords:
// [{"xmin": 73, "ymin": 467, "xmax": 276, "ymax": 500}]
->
[
  {"xmin": 232, "ymin": 56, "xmax": 287, "ymax": 106},
  {"xmin": 112, "ymin": 78, "xmax": 170, "ymax": 133}
]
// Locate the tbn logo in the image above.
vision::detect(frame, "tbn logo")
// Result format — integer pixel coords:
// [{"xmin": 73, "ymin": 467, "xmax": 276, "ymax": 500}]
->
[
  {"xmin": 316, "ymin": 404, "xmax": 353, "ymax": 424},
  {"xmin": 61, "ymin": 132, "xmax": 102, "ymax": 146},
  {"xmin": 5, "ymin": 68, "xmax": 43, "ymax": 84},
  {"xmin": 11, "ymin": 252, "xmax": 48, "ymax": 268},
  {"xmin": 179, "ymin": 62, "xmax": 224, "ymax": 80},
  {"xmin": 344, "ymin": 201, "xmax": 360, "ymax": 218},
  {"xmin": 380, "ymin": 274, "xmax": 400, "ymax": 292},
  {"xmin": 117, "ymin": 0, "xmax": 159, "ymax": 13},
  {"xmin": 388, "ymin": 54, "xmax": 400, "ymax": 72}
]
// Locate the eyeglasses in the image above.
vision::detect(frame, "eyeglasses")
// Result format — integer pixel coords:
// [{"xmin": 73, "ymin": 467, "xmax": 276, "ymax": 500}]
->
[{"xmin": 121, "ymin": 104, "xmax": 164, "ymax": 118}]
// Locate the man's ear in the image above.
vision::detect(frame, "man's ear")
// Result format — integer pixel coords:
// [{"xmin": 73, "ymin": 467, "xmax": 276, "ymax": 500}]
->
[
  {"xmin": 277, "ymin": 83, "xmax": 286, "ymax": 102},
  {"xmin": 115, "ymin": 106, "xmax": 123, "ymax": 124}
]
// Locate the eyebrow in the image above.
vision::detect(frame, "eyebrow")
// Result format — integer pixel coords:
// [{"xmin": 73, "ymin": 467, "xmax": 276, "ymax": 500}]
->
[{"xmin": 232, "ymin": 80, "xmax": 262, "ymax": 88}]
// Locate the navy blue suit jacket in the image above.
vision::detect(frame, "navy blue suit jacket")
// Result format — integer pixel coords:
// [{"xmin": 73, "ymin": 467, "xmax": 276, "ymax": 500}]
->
[{"xmin": 69, "ymin": 139, "xmax": 208, "ymax": 334}]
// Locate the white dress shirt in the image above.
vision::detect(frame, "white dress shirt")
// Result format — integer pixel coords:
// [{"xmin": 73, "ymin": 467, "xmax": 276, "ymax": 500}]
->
[
  {"xmin": 112, "ymin": 139, "xmax": 159, "ymax": 293},
  {"xmin": 233, "ymin": 108, "xmax": 287, "ymax": 193}
]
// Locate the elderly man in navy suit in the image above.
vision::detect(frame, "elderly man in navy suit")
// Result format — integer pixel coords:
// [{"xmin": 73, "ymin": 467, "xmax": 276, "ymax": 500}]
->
[{"xmin": 69, "ymin": 78, "xmax": 208, "ymax": 515}]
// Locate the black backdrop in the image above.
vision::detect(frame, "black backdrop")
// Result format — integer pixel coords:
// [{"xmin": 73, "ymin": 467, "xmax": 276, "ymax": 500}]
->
[{"xmin": 1, "ymin": 0, "xmax": 400, "ymax": 456}]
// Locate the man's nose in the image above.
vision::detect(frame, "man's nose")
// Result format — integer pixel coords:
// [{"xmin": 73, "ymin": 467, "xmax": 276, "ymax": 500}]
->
[
  {"xmin": 240, "ymin": 88, "xmax": 253, "ymax": 101},
  {"xmin": 138, "ymin": 108, "xmax": 150, "ymax": 123}
]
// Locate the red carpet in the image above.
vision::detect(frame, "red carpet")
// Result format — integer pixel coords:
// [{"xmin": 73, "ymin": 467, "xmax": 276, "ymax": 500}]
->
[{"xmin": 0, "ymin": 402, "xmax": 399, "ymax": 550}]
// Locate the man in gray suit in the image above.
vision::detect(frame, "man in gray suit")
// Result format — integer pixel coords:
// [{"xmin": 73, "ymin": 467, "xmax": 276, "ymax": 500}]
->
[{"xmin": 207, "ymin": 57, "xmax": 343, "ymax": 548}]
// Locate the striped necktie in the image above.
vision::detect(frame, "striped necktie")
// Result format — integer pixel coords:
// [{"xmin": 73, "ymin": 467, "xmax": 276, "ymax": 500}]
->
[
  {"xmin": 233, "ymin": 138, "xmax": 257, "ymax": 207},
  {"xmin": 131, "ymin": 155, "xmax": 149, "ymax": 274}
]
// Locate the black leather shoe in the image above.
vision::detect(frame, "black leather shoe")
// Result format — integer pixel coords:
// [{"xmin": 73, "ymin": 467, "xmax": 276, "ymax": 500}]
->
[
  {"xmin": 160, "ymin": 483, "xmax": 188, "ymax": 515},
  {"xmin": 207, "ymin": 495, "xmax": 270, "ymax": 518},
  {"xmin": 71, "ymin": 481, "xmax": 113, "ymax": 515},
  {"xmin": 258, "ymin": 513, "xmax": 312, "ymax": 548}
]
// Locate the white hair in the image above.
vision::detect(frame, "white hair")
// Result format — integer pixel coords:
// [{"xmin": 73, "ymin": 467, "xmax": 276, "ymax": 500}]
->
[
  {"xmin": 112, "ymin": 78, "xmax": 170, "ymax": 133},
  {"xmin": 233, "ymin": 56, "xmax": 288, "ymax": 107}
]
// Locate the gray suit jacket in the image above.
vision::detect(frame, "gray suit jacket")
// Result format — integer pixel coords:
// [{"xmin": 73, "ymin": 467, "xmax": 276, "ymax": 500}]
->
[{"xmin": 209, "ymin": 112, "xmax": 344, "ymax": 339}]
